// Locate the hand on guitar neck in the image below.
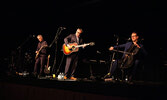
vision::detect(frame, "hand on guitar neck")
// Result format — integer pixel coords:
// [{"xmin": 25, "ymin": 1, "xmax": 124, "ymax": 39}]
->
[{"xmin": 82, "ymin": 44, "xmax": 87, "ymax": 48}]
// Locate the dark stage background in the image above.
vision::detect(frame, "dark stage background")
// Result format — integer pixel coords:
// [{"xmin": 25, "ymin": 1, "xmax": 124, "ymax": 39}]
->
[{"xmin": 0, "ymin": 0, "xmax": 167, "ymax": 82}]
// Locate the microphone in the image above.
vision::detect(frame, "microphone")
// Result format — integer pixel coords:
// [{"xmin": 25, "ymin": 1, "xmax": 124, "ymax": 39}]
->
[
  {"xmin": 29, "ymin": 34, "xmax": 36, "ymax": 38},
  {"xmin": 97, "ymin": 50, "xmax": 101, "ymax": 54},
  {"xmin": 127, "ymin": 37, "xmax": 131, "ymax": 41},
  {"xmin": 32, "ymin": 34, "xmax": 36, "ymax": 38},
  {"xmin": 114, "ymin": 34, "xmax": 119, "ymax": 37},
  {"xmin": 60, "ymin": 27, "xmax": 66, "ymax": 30}
]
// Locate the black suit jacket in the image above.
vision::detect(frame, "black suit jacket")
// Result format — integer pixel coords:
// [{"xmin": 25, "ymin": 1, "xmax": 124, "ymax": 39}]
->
[
  {"xmin": 64, "ymin": 34, "xmax": 83, "ymax": 45},
  {"xmin": 114, "ymin": 42, "xmax": 147, "ymax": 60}
]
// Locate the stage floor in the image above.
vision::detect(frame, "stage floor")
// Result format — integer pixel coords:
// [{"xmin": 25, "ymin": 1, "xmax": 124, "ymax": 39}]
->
[{"xmin": 1, "ymin": 73, "xmax": 167, "ymax": 100}]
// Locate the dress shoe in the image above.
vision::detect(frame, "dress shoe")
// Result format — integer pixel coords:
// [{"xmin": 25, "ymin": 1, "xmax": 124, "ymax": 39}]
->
[
  {"xmin": 70, "ymin": 77, "xmax": 77, "ymax": 80},
  {"xmin": 64, "ymin": 76, "xmax": 67, "ymax": 80}
]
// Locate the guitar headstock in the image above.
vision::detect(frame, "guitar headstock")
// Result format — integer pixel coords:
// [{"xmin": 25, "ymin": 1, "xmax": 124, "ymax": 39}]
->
[
  {"xmin": 48, "ymin": 55, "xmax": 50, "ymax": 58},
  {"xmin": 89, "ymin": 42, "xmax": 95, "ymax": 46}
]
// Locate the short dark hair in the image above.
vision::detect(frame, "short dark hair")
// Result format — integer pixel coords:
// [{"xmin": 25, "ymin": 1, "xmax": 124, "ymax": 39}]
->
[{"xmin": 132, "ymin": 32, "xmax": 139, "ymax": 36}]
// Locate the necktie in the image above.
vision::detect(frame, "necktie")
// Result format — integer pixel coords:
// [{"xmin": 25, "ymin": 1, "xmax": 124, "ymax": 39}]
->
[{"xmin": 77, "ymin": 37, "xmax": 79, "ymax": 44}]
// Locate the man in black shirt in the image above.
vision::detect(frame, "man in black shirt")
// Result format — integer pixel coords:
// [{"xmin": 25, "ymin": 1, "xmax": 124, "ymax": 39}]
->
[{"xmin": 33, "ymin": 34, "xmax": 48, "ymax": 77}]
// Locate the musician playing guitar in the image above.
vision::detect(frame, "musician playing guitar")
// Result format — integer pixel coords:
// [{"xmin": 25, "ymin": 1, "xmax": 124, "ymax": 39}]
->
[
  {"xmin": 109, "ymin": 32, "xmax": 147, "ymax": 82},
  {"xmin": 33, "ymin": 34, "xmax": 48, "ymax": 78},
  {"xmin": 63, "ymin": 28, "xmax": 86, "ymax": 80}
]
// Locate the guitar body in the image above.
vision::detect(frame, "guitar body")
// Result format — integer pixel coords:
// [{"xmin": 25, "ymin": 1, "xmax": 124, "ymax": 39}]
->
[
  {"xmin": 62, "ymin": 43, "xmax": 79, "ymax": 55},
  {"xmin": 44, "ymin": 66, "xmax": 51, "ymax": 74},
  {"xmin": 35, "ymin": 52, "xmax": 40, "ymax": 60}
]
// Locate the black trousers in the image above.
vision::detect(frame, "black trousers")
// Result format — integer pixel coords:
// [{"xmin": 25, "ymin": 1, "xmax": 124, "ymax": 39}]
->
[
  {"xmin": 110, "ymin": 59, "xmax": 141, "ymax": 80},
  {"xmin": 34, "ymin": 55, "xmax": 47, "ymax": 75},
  {"xmin": 64, "ymin": 53, "xmax": 79, "ymax": 78}
]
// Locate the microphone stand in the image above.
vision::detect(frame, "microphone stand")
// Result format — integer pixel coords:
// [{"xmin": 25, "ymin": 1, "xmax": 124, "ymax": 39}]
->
[
  {"xmin": 103, "ymin": 35, "xmax": 119, "ymax": 79},
  {"xmin": 49, "ymin": 27, "xmax": 65, "ymax": 75},
  {"xmin": 16, "ymin": 35, "xmax": 33, "ymax": 73}
]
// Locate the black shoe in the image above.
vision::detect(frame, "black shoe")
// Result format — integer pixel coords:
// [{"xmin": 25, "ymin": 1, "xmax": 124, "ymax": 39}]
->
[{"xmin": 127, "ymin": 80, "xmax": 133, "ymax": 84}]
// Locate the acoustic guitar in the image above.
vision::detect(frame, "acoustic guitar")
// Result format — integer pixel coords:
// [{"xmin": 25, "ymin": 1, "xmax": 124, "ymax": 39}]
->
[{"xmin": 62, "ymin": 42, "xmax": 95, "ymax": 55}]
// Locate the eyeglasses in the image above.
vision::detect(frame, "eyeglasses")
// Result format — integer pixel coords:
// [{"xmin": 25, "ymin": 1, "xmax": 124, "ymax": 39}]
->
[{"xmin": 131, "ymin": 35, "xmax": 137, "ymax": 37}]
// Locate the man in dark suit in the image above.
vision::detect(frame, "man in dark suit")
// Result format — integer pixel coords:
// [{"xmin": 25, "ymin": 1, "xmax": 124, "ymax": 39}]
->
[
  {"xmin": 109, "ymin": 32, "xmax": 147, "ymax": 82},
  {"xmin": 63, "ymin": 28, "xmax": 86, "ymax": 80}
]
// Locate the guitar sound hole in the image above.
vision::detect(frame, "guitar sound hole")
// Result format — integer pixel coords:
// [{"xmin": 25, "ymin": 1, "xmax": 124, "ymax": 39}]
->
[{"xmin": 72, "ymin": 46, "xmax": 75, "ymax": 50}]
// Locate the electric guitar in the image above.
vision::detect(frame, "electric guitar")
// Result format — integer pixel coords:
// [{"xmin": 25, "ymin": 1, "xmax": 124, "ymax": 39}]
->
[
  {"xmin": 35, "ymin": 45, "xmax": 48, "ymax": 60},
  {"xmin": 44, "ymin": 55, "xmax": 51, "ymax": 74},
  {"xmin": 62, "ymin": 42, "xmax": 95, "ymax": 55}
]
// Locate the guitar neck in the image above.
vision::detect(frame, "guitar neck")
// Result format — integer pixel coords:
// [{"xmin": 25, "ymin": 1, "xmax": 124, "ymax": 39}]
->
[
  {"xmin": 75, "ymin": 44, "xmax": 89, "ymax": 48},
  {"xmin": 39, "ymin": 45, "xmax": 48, "ymax": 51},
  {"xmin": 46, "ymin": 55, "xmax": 50, "ymax": 67},
  {"xmin": 46, "ymin": 59, "xmax": 49, "ymax": 67}
]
